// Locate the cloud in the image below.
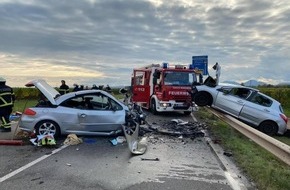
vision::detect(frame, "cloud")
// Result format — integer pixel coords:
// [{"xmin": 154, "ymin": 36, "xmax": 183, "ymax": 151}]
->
[{"xmin": 0, "ymin": 0, "xmax": 290, "ymax": 87}]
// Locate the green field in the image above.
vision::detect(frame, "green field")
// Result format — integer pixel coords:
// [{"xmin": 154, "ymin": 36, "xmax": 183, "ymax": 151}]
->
[
  {"xmin": 283, "ymin": 108, "xmax": 290, "ymax": 118},
  {"xmin": 258, "ymin": 87, "xmax": 290, "ymax": 117},
  {"xmin": 196, "ymin": 108, "xmax": 290, "ymax": 190}
]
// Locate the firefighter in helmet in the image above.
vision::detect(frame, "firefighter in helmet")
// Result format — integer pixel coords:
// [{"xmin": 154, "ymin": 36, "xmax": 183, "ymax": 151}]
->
[{"xmin": 0, "ymin": 77, "xmax": 15, "ymax": 132}]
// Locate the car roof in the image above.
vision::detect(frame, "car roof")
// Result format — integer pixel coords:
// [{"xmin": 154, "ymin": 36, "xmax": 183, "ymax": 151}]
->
[
  {"xmin": 25, "ymin": 79, "xmax": 60, "ymax": 105},
  {"xmin": 56, "ymin": 90, "xmax": 115, "ymax": 103},
  {"xmin": 218, "ymin": 83, "xmax": 281, "ymax": 104},
  {"xmin": 218, "ymin": 83, "xmax": 259, "ymax": 92},
  {"xmin": 55, "ymin": 89, "xmax": 128, "ymax": 109}
]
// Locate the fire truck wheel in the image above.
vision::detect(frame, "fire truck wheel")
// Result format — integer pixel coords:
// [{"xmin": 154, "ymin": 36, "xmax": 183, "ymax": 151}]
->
[
  {"xmin": 150, "ymin": 99, "xmax": 158, "ymax": 115},
  {"xmin": 194, "ymin": 91, "xmax": 212, "ymax": 106}
]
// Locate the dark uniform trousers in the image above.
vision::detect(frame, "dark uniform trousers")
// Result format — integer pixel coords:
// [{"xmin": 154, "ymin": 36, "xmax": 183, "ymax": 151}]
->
[
  {"xmin": 0, "ymin": 85, "xmax": 15, "ymax": 132},
  {"xmin": 0, "ymin": 106, "xmax": 12, "ymax": 129}
]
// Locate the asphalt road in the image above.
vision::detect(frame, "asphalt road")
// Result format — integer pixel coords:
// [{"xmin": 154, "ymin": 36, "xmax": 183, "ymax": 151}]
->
[{"xmin": 0, "ymin": 111, "xmax": 254, "ymax": 190}]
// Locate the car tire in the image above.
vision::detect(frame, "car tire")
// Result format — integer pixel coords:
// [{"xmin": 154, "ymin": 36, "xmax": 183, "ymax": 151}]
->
[
  {"xmin": 194, "ymin": 92, "xmax": 212, "ymax": 106},
  {"xmin": 150, "ymin": 99, "xmax": 158, "ymax": 115},
  {"xmin": 184, "ymin": 111, "xmax": 191, "ymax": 115},
  {"xmin": 35, "ymin": 120, "xmax": 61, "ymax": 138},
  {"xmin": 259, "ymin": 121, "xmax": 278, "ymax": 136}
]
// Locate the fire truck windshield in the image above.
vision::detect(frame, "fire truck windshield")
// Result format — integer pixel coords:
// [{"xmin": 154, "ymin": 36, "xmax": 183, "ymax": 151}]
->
[{"xmin": 163, "ymin": 71, "xmax": 196, "ymax": 86}]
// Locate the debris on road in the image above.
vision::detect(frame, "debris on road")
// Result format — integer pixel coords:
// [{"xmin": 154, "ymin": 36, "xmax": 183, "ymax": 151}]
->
[
  {"xmin": 116, "ymin": 136, "xmax": 126, "ymax": 143},
  {"xmin": 213, "ymin": 139, "xmax": 222, "ymax": 144},
  {"xmin": 30, "ymin": 134, "xmax": 56, "ymax": 146},
  {"xmin": 122, "ymin": 123, "xmax": 147, "ymax": 155},
  {"xmin": 64, "ymin": 134, "xmax": 83, "ymax": 145},
  {"xmin": 110, "ymin": 138, "xmax": 118, "ymax": 146},
  {"xmin": 141, "ymin": 119, "xmax": 206, "ymax": 138},
  {"xmin": 223, "ymin": 151, "xmax": 233, "ymax": 157},
  {"xmin": 141, "ymin": 157, "xmax": 160, "ymax": 161},
  {"xmin": 110, "ymin": 136, "xmax": 127, "ymax": 145}
]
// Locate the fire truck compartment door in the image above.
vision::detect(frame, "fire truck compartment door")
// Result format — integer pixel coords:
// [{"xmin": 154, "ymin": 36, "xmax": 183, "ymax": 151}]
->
[{"xmin": 132, "ymin": 85, "xmax": 150, "ymax": 103}]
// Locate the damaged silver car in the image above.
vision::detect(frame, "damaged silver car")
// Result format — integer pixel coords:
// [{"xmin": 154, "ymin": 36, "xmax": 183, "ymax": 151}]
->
[
  {"xmin": 193, "ymin": 81, "xmax": 288, "ymax": 136},
  {"xmin": 19, "ymin": 79, "xmax": 129, "ymax": 137}
]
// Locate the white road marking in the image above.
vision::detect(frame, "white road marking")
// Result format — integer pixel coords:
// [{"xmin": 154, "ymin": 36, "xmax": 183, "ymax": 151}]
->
[
  {"xmin": 194, "ymin": 113, "xmax": 247, "ymax": 190},
  {"xmin": 224, "ymin": 171, "xmax": 246, "ymax": 190},
  {"xmin": 0, "ymin": 144, "xmax": 68, "ymax": 183},
  {"xmin": 191, "ymin": 112, "xmax": 198, "ymax": 122}
]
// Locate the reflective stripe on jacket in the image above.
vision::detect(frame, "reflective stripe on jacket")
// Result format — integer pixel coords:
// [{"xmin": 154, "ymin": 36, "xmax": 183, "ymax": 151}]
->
[
  {"xmin": 0, "ymin": 91, "xmax": 14, "ymax": 107},
  {"xmin": 59, "ymin": 89, "xmax": 70, "ymax": 94}
]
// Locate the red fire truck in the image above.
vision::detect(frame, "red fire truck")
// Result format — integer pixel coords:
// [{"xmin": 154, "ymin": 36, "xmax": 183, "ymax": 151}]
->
[{"xmin": 131, "ymin": 63, "xmax": 202, "ymax": 115}]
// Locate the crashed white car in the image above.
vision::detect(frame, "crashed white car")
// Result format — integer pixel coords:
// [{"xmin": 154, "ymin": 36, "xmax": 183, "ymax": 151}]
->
[
  {"xmin": 193, "ymin": 82, "xmax": 288, "ymax": 136},
  {"xmin": 19, "ymin": 79, "xmax": 129, "ymax": 137}
]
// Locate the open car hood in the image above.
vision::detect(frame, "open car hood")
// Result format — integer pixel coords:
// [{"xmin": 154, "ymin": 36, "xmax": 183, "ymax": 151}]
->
[{"xmin": 25, "ymin": 79, "xmax": 60, "ymax": 105}]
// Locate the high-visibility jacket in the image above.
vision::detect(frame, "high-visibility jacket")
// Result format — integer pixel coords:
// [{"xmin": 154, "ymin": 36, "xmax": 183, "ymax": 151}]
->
[
  {"xmin": 0, "ymin": 84, "xmax": 15, "ymax": 108},
  {"xmin": 40, "ymin": 135, "xmax": 56, "ymax": 146}
]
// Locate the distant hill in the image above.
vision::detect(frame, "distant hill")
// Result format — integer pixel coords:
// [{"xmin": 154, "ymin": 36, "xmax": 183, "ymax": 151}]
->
[
  {"xmin": 277, "ymin": 82, "xmax": 290, "ymax": 86},
  {"xmin": 221, "ymin": 80, "xmax": 290, "ymax": 87},
  {"xmin": 222, "ymin": 80, "xmax": 240, "ymax": 85},
  {"xmin": 243, "ymin": 80, "xmax": 267, "ymax": 87},
  {"xmin": 222, "ymin": 80, "xmax": 268, "ymax": 87}
]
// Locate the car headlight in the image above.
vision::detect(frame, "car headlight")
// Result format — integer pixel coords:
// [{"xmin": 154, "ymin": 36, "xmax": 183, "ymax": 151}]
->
[{"xmin": 160, "ymin": 103, "xmax": 171, "ymax": 107}]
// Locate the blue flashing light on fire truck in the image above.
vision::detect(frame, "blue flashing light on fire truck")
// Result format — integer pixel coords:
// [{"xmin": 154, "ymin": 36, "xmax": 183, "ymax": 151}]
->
[{"xmin": 131, "ymin": 62, "xmax": 203, "ymax": 115}]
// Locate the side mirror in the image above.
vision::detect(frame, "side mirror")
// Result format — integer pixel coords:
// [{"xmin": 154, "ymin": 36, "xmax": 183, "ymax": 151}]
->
[{"xmin": 153, "ymin": 77, "xmax": 157, "ymax": 85}]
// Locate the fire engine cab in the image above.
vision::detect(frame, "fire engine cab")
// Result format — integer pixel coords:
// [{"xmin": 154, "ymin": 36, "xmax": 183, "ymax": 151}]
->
[{"xmin": 131, "ymin": 63, "xmax": 202, "ymax": 115}]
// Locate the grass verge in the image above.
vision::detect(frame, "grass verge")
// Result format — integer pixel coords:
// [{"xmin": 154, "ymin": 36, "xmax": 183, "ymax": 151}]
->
[
  {"xmin": 13, "ymin": 99, "xmax": 38, "ymax": 113},
  {"xmin": 195, "ymin": 107, "xmax": 290, "ymax": 190}
]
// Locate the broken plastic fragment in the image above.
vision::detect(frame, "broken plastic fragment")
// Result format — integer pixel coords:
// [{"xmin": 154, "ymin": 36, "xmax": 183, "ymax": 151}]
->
[
  {"xmin": 116, "ymin": 136, "xmax": 126, "ymax": 144},
  {"xmin": 122, "ymin": 123, "xmax": 147, "ymax": 155},
  {"xmin": 110, "ymin": 139, "xmax": 118, "ymax": 146}
]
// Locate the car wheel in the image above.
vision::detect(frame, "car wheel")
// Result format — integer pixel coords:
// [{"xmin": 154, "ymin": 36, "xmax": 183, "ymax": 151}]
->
[
  {"xmin": 259, "ymin": 121, "xmax": 278, "ymax": 136},
  {"xmin": 184, "ymin": 111, "xmax": 191, "ymax": 115},
  {"xmin": 35, "ymin": 120, "xmax": 61, "ymax": 138},
  {"xmin": 150, "ymin": 99, "xmax": 158, "ymax": 115},
  {"xmin": 194, "ymin": 92, "xmax": 212, "ymax": 106}
]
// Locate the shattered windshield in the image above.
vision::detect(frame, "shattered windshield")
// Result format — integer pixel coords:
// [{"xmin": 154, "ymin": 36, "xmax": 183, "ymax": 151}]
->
[{"xmin": 164, "ymin": 71, "xmax": 196, "ymax": 86}]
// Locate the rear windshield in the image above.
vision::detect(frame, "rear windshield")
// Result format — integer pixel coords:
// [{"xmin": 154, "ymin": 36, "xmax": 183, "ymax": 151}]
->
[{"xmin": 279, "ymin": 105, "xmax": 284, "ymax": 113}]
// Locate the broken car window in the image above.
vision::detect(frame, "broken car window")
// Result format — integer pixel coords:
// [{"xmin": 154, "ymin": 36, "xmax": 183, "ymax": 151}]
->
[
  {"xmin": 229, "ymin": 88, "xmax": 251, "ymax": 99},
  {"xmin": 60, "ymin": 93, "xmax": 123, "ymax": 110},
  {"xmin": 249, "ymin": 93, "xmax": 272, "ymax": 107}
]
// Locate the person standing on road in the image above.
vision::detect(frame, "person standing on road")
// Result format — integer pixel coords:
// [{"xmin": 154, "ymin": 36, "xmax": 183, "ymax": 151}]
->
[
  {"xmin": 91, "ymin": 84, "xmax": 98, "ymax": 90},
  {"xmin": 0, "ymin": 77, "xmax": 15, "ymax": 132},
  {"xmin": 212, "ymin": 62, "xmax": 221, "ymax": 85},
  {"xmin": 59, "ymin": 80, "xmax": 70, "ymax": 95},
  {"xmin": 73, "ymin": 83, "xmax": 80, "ymax": 92}
]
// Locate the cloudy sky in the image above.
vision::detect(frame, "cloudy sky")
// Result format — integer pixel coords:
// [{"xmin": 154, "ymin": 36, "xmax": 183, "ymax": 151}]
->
[{"xmin": 0, "ymin": 0, "xmax": 289, "ymax": 87}]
